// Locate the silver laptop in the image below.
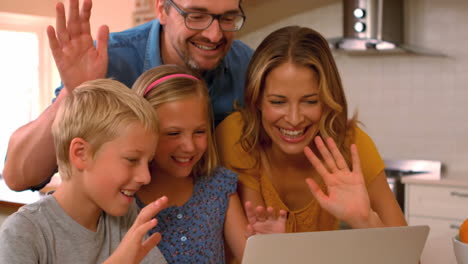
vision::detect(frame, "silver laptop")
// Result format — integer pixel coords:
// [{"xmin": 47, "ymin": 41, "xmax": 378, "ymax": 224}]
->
[{"xmin": 242, "ymin": 225, "xmax": 429, "ymax": 264}]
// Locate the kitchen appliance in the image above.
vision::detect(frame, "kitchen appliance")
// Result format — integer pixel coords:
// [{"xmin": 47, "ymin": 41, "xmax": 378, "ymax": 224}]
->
[
  {"xmin": 328, "ymin": 0, "xmax": 443, "ymax": 55},
  {"xmin": 384, "ymin": 159, "xmax": 442, "ymax": 212}
]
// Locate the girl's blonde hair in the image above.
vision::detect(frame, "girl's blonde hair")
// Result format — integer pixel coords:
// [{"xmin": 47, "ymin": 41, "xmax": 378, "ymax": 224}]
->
[
  {"xmin": 132, "ymin": 65, "xmax": 218, "ymax": 177},
  {"xmin": 240, "ymin": 26, "xmax": 356, "ymax": 166},
  {"xmin": 52, "ymin": 79, "xmax": 159, "ymax": 180}
]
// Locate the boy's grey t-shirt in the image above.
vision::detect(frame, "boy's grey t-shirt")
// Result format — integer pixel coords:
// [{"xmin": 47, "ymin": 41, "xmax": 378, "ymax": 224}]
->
[{"xmin": 0, "ymin": 195, "xmax": 167, "ymax": 264}]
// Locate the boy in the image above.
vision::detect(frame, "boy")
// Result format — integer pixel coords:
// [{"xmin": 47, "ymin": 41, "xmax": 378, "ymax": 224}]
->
[{"xmin": 0, "ymin": 79, "xmax": 167, "ymax": 263}]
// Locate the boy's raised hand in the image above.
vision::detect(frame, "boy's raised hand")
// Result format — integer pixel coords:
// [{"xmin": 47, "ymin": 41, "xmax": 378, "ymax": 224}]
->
[
  {"xmin": 304, "ymin": 136, "xmax": 374, "ymax": 228},
  {"xmin": 244, "ymin": 201, "xmax": 287, "ymax": 237},
  {"xmin": 105, "ymin": 196, "xmax": 169, "ymax": 264},
  {"xmin": 47, "ymin": 0, "xmax": 109, "ymax": 92}
]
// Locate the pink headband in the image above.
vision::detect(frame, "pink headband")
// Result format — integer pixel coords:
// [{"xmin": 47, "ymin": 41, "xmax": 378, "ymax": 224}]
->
[{"xmin": 143, "ymin": 74, "xmax": 200, "ymax": 96}]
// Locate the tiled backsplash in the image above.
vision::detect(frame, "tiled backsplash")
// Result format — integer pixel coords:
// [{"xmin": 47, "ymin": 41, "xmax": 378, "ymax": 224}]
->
[{"xmin": 240, "ymin": 0, "xmax": 468, "ymax": 176}]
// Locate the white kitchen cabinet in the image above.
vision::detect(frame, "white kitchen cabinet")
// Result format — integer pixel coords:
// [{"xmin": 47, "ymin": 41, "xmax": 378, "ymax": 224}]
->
[{"xmin": 403, "ymin": 176, "xmax": 468, "ymax": 264}]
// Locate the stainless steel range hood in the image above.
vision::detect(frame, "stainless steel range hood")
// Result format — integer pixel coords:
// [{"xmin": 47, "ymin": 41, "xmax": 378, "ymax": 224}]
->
[{"xmin": 328, "ymin": 0, "xmax": 442, "ymax": 55}]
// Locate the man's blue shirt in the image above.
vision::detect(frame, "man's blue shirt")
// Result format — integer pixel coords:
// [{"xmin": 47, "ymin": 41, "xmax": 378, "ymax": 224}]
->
[{"xmin": 53, "ymin": 19, "xmax": 253, "ymax": 125}]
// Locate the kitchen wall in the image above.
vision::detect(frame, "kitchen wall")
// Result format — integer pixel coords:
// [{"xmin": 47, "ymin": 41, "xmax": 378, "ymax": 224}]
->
[
  {"xmin": 0, "ymin": 0, "xmax": 57, "ymax": 17},
  {"xmin": 0, "ymin": 0, "xmax": 134, "ymax": 37},
  {"xmin": 240, "ymin": 0, "xmax": 468, "ymax": 177}
]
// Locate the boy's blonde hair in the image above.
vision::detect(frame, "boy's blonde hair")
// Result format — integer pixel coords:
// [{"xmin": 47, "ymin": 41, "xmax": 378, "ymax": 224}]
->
[
  {"xmin": 52, "ymin": 79, "xmax": 159, "ymax": 180},
  {"xmin": 132, "ymin": 65, "xmax": 218, "ymax": 178}
]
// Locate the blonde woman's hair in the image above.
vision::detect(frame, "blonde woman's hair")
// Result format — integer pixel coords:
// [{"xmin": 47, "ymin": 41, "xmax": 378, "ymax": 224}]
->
[
  {"xmin": 132, "ymin": 64, "xmax": 218, "ymax": 177},
  {"xmin": 241, "ymin": 26, "xmax": 356, "ymax": 166},
  {"xmin": 52, "ymin": 79, "xmax": 159, "ymax": 180}
]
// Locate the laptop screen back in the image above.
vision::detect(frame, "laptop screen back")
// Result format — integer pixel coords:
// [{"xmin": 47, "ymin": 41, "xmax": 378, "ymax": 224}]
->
[{"xmin": 242, "ymin": 225, "xmax": 429, "ymax": 264}]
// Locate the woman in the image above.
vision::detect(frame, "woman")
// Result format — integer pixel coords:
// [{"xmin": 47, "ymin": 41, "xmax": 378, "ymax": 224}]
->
[{"xmin": 216, "ymin": 26, "xmax": 407, "ymax": 232}]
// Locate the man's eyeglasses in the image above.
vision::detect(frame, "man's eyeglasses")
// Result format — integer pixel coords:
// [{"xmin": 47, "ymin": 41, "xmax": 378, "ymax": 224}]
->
[{"xmin": 167, "ymin": 0, "xmax": 246, "ymax": 32}]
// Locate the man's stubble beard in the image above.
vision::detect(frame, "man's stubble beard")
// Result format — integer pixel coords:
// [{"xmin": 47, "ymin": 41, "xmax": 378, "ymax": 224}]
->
[
  {"xmin": 184, "ymin": 50, "xmax": 223, "ymax": 73},
  {"xmin": 178, "ymin": 39, "xmax": 224, "ymax": 73},
  {"xmin": 186, "ymin": 56, "xmax": 200, "ymax": 72}
]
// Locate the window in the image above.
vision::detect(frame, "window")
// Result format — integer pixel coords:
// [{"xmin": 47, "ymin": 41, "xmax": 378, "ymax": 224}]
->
[{"xmin": 0, "ymin": 12, "xmax": 59, "ymax": 174}]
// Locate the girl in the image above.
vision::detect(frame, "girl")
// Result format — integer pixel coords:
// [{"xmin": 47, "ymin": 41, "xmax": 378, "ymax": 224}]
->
[
  {"xmin": 216, "ymin": 26, "xmax": 407, "ymax": 233},
  {"xmin": 132, "ymin": 64, "xmax": 286, "ymax": 263}
]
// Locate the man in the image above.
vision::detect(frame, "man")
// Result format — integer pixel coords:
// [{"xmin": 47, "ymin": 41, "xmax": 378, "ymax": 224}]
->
[{"xmin": 3, "ymin": 0, "xmax": 252, "ymax": 191}]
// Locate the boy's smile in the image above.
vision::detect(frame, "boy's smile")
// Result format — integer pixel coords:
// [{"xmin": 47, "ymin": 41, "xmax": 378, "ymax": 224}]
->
[{"xmin": 82, "ymin": 121, "xmax": 158, "ymax": 217}]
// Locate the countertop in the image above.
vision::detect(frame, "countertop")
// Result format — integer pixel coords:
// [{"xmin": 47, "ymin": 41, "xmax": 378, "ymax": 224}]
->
[
  {"xmin": 401, "ymin": 172, "xmax": 468, "ymax": 188},
  {"xmin": 0, "ymin": 177, "xmax": 43, "ymax": 209},
  {"xmin": 0, "ymin": 174, "xmax": 60, "ymax": 209}
]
